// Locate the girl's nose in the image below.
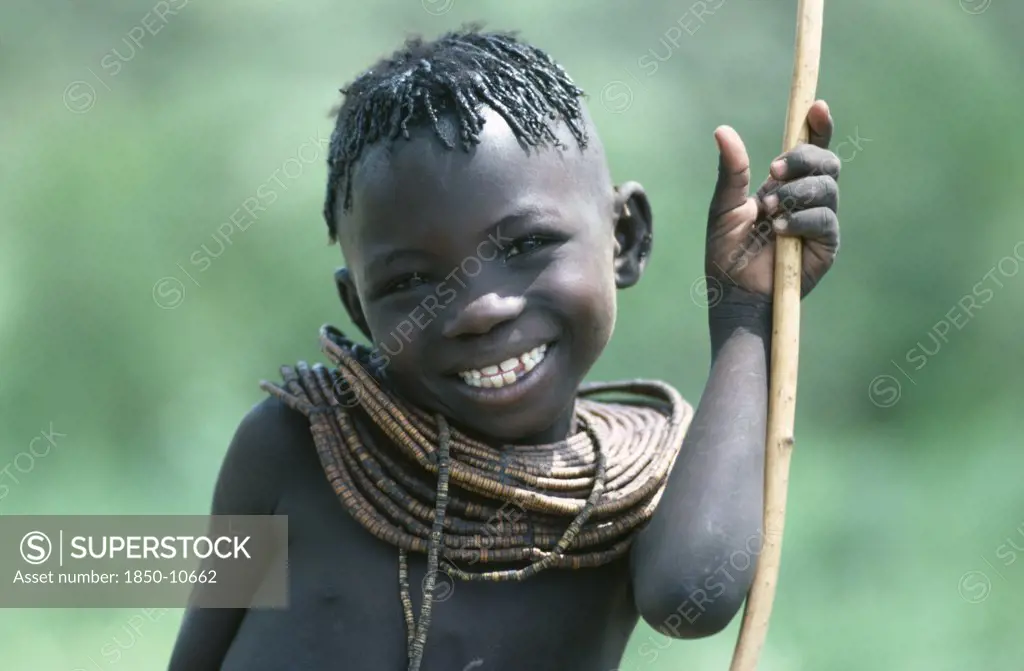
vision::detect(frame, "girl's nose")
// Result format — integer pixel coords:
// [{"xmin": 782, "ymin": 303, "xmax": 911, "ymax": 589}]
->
[{"xmin": 442, "ymin": 292, "xmax": 525, "ymax": 338}]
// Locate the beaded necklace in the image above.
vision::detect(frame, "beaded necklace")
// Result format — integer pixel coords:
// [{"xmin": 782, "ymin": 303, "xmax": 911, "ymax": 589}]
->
[{"xmin": 261, "ymin": 326, "xmax": 692, "ymax": 671}]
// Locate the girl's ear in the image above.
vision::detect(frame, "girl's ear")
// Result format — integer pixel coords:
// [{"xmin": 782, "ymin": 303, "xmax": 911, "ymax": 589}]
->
[
  {"xmin": 334, "ymin": 268, "xmax": 373, "ymax": 341},
  {"xmin": 612, "ymin": 181, "xmax": 654, "ymax": 289}
]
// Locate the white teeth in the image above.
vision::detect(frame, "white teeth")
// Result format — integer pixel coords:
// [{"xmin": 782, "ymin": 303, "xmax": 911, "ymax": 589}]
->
[{"xmin": 458, "ymin": 343, "xmax": 551, "ymax": 389}]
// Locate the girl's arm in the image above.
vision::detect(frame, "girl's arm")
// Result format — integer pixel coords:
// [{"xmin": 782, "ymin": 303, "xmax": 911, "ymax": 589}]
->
[
  {"xmin": 167, "ymin": 397, "xmax": 298, "ymax": 670},
  {"xmin": 630, "ymin": 102, "xmax": 840, "ymax": 639},
  {"xmin": 630, "ymin": 289, "xmax": 770, "ymax": 638}
]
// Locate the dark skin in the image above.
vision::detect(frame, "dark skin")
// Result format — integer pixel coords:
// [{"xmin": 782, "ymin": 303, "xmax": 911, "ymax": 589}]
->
[{"xmin": 168, "ymin": 101, "xmax": 840, "ymax": 670}]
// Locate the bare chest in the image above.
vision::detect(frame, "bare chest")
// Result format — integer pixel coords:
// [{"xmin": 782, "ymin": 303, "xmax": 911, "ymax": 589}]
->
[{"xmin": 225, "ymin": 462, "xmax": 640, "ymax": 671}]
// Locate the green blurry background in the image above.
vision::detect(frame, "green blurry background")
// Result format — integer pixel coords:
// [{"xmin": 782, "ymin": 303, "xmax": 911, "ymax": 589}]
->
[{"xmin": 2, "ymin": 0, "xmax": 1022, "ymax": 668}]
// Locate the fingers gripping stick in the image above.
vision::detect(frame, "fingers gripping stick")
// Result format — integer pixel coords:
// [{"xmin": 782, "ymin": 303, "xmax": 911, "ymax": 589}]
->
[{"xmin": 728, "ymin": 2, "xmax": 825, "ymax": 670}]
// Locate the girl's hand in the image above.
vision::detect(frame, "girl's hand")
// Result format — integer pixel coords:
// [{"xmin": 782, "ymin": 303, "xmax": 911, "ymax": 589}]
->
[{"xmin": 705, "ymin": 100, "xmax": 840, "ymax": 299}]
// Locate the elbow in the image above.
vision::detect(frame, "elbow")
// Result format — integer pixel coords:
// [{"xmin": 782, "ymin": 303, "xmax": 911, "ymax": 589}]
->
[
  {"xmin": 634, "ymin": 572, "xmax": 750, "ymax": 640},
  {"xmin": 630, "ymin": 512, "xmax": 762, "ymax": 639}
]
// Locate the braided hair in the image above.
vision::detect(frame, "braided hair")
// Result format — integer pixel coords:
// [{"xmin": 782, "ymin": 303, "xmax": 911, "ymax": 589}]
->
[{"xmin": 323, "ymin": 24, "xmax": 590, "ymax": 242}]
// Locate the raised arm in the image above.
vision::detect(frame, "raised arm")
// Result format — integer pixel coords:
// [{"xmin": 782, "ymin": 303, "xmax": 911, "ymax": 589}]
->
[
  {"xmin": 630, "ymin": 102, "xmax": 841, "ymax": 638},
  {"xmin": 167, "ymin": 396, "xmax": 304, "ymax": 670},
  {"xmin": 631, "ymin": 287, "xmax": 771, "ymax": 638}
]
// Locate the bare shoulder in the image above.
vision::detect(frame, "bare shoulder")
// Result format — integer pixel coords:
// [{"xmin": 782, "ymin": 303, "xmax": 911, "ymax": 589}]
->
[{"xmin": 211, "ymin": 394, "xmax": 315, "ymax": 515}]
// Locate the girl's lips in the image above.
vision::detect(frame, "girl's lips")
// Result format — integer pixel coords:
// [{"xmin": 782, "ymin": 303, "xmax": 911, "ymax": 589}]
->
[
  {"xmin": 450, "ymin": 341, "xmax": 558, "ymax": 407},
  {"xmin": 457, "ymin": 343, "xmax": 549, "ymax": 389}
]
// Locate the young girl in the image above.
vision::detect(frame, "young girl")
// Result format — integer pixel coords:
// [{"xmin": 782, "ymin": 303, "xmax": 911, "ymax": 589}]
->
[{"xmin": 169, "ymin": 25, "xmax": 840, "ymax": 671}]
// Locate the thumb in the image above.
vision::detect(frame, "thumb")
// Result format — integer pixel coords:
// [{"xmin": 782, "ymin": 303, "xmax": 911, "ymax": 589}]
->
[{"xmin": 709, "ymin": 125, "xmax": 751, "ymax": 219}]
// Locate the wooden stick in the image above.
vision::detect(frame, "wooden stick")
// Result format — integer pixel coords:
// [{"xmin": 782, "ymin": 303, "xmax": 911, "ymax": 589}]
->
[{"xmin": 727, "ymin": 2, "xmax": 824, "ymax": 670}]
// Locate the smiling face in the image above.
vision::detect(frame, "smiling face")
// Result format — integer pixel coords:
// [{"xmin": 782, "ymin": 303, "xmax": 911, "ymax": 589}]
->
[{"xmin": 333, "ymin": 106, "xmax": 652, "ymax": 445}]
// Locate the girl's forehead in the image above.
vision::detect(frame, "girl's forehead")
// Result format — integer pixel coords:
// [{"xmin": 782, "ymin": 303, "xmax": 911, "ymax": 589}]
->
[
  {"xmin": 342, "ymin": 119, "xmax": 607, "ymax": 244},
  {"xmin": 363, "ymin": 112, "xmax": 606, "ymax": 199}
]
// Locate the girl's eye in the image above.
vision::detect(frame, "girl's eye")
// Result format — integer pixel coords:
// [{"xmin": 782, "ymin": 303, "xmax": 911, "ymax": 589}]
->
[
  {"xmin": 505, "ymin": 236, "xmax": 546, "ymax": 260},
  {"xmin": 389, "ymin": 273, "xmax": 427, "ymax": 292}
]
